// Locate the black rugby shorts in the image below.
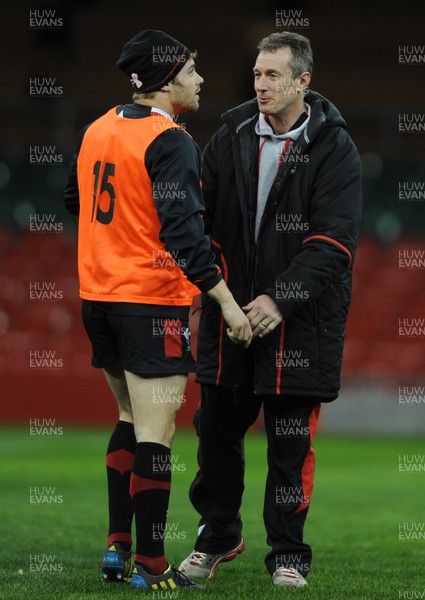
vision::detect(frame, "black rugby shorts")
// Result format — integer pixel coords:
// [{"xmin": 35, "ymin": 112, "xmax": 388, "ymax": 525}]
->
[{"xmin": 82, "ymin": 300, "xmax": 195, "ymax": 376}]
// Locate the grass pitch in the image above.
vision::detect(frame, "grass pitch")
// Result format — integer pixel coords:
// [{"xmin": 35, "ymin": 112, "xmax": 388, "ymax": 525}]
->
[{"xmin": 0, "ymin": 426, "xmax": 424, "ymax": 599}]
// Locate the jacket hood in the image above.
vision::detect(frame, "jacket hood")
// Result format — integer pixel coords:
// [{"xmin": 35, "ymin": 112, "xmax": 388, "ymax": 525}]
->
[{"xmin": 221, "ymin": 90, "xmax": 347, "ymax": 144}]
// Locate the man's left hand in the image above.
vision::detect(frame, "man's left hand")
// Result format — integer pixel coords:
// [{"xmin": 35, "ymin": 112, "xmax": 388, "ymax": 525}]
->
[{"xmin": 242, "ymin": 294, "xmax": 283, "ymax": 338}]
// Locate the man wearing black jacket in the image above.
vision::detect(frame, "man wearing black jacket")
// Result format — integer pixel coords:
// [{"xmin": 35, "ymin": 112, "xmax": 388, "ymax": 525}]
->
[{"xmin": 179, "ymin": 32, "xmax": 362, "ymax": 588}]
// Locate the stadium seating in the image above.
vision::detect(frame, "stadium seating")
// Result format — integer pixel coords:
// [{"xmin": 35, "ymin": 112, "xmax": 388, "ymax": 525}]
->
[{"xmin": 1, "ymin": 227, "xmax": 424, "ymax": 424}]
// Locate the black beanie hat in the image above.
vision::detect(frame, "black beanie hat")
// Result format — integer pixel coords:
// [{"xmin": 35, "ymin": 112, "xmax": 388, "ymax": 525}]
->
[{"xmin": 116, "ymin": 30, "xmax": 191, "ymax": 92}]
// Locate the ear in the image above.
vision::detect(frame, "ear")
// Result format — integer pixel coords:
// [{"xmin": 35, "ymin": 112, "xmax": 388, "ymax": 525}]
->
[
  {"xmin": 159, "ymin": 83, "xmax": 172, "ymax": 93},
  {"xmin": 298, "ymin": 71, "xmax": 311, "ymax": 93}
]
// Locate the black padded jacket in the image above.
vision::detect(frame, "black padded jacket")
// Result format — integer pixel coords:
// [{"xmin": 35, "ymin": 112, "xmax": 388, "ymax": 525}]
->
[{"xmin": 195, "ymin": 91, "xmax": 363, "ymax": 400}]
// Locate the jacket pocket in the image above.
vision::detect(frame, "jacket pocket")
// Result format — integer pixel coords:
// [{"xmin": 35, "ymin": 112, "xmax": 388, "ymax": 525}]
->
[{"xmin": 312, "ymin": 299, "xmax": 328, "ymax": 335}]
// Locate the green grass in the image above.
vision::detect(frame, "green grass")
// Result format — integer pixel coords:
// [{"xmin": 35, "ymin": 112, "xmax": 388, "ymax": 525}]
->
[{"xmin": 0, "ymin": 426, "xmax": 424, "ymax": 599}]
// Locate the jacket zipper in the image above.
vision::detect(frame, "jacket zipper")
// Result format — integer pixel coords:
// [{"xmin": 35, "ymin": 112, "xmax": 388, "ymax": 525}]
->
[{"xmin": 312, "ymin": 299, "xmax": 328, "ymax": 334}]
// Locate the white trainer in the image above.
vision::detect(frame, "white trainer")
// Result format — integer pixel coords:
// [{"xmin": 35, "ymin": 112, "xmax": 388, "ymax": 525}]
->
[
  {"xmin": 178, "ymin": 538, "xmax": 245, "ymax": 579},
  {"xmin": 272, "ymin": 566, "xmax": 308, "ymax": 588}
]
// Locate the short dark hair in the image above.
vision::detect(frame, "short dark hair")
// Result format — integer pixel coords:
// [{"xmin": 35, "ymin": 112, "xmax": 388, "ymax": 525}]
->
[{"xmin": 257, "ymin": 32, "xmax": 313, "ymax": 77}]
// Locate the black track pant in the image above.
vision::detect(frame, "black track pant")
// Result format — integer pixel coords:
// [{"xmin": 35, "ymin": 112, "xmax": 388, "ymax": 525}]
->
[{"xmin": 188, "ymin": 378, "xmax": 321, "ymax": 577}]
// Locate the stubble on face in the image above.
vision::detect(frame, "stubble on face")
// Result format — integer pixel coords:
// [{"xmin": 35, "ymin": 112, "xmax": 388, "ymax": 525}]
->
[{"xmin": 170, "ymin": 58, "xmax": 203, "ymax": 114}]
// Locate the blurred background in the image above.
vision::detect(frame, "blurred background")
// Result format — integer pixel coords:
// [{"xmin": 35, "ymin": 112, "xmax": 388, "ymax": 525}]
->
[{"xmin": 1, "ymin": 0, "xmax": 424, "ymax": 433}]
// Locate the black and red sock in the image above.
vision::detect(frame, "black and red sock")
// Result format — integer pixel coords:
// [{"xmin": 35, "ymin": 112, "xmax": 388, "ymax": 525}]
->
[
  {"xmin": 130, "ymin": 442, "xmax": 172, "ymax": 575},
  {"xmin": 105, "ymin": 420, "xmax": 136, "ymax": 551}
]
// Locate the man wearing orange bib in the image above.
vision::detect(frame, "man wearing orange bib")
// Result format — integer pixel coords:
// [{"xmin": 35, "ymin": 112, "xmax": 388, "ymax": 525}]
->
[{"xmin": 64, "ymin": 29, "xmax": 252, "ymax": 592}]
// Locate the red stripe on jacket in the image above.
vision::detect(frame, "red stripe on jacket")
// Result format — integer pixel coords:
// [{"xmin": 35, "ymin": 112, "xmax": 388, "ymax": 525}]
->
[
  {"xmin": 303, "ymin": 235, "xmax": 352, "ymax": 268},
  {"xmin": 211, "ymin": 239, "xmax": 229, "ymax": 386}
]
